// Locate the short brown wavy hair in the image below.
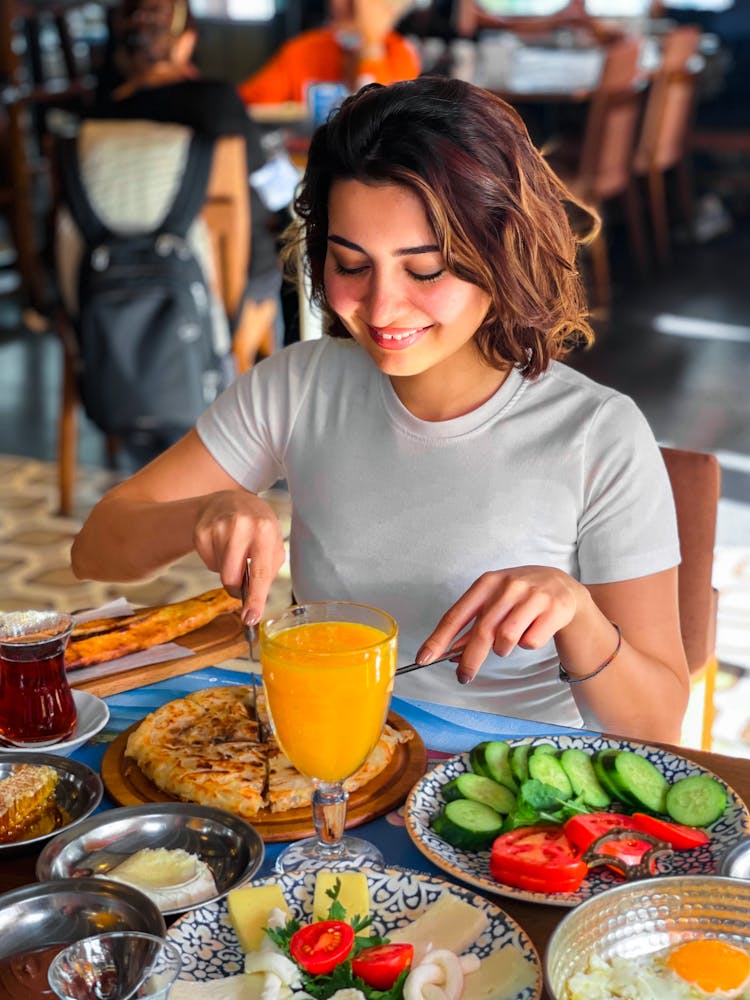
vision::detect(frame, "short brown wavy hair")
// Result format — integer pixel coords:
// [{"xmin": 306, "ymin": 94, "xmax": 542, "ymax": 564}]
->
[{"xmin": 285, "ymin": 76, "xmax": 598, "ymax": 378}]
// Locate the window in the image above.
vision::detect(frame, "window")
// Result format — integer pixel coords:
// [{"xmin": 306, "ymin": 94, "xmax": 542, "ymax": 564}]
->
[{"xmin": 189, "ymin": 0, "xmax": 275, "ymax": 21}]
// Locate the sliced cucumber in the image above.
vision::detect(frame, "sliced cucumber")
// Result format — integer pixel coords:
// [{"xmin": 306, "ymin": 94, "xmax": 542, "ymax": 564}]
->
[
  {"xmin": 531, "ymin": 743, "xmax": 558, "ymax": 756},
  {"xmin": 612, "ymin": 751, "xmax": 670, "ymax": 814},
  {"xmin": 594, "ymin": 750, "xmax": 637, "ymax": 805},
  {"xmin": 560, "ymin": 747, "xmax": 611, "ymax": 809},
  {"xmin": 510, "ymin": 744, "xmax": 531, "ymax": 785},
  {"xmin": 431, "ymin": 799, "xmax": 504, "ymax": 849},
  {"xmin": 442, "ymin": 773, "xmax": 517, "ymax": 815},
  {"xmin": 528, "ymin": 750, "xmax": 572, "ymax": 798},
  {"xmin": 665, "ymin": 774, "xmax": 727, "ymax": 827},
  {"xmin": 470, "ymin": 741, "xmax": 517, "ymax": 792}
]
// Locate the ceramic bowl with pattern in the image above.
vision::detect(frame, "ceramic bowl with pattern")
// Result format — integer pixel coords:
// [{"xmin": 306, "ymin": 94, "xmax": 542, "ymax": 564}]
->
[
  {"xmin": 544, "ymin": 874, "xmax": 750, "ymax": 998},
  {"xmin": 167, "ymin": 866, "xmax": 543, "ymax": 999},
  {"xmin": 405, "ymin": 734, "xmax": 750, "ymax": 907}
]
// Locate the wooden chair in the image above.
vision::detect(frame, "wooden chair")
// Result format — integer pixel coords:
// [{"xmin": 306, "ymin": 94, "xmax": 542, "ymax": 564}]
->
[
  {"xmin": 547, "ymin": 37, "xmax": 648, "ymax": 309},
  {"xmin": 53, "ymin": 129, "xmax": 269, "ymax": 516},
  {"xmin": 632, "ymin": 26, "xmax": 702, "ymax": 266},
  {"xmin": 660, "ymin": 446, "xmax": 721, "ymax": 751}
]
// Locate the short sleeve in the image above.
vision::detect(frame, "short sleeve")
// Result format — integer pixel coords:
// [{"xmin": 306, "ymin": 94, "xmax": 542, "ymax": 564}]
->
[{"xmin": 577, "ymin": 394, "xmax": 680, "ymax": 583}]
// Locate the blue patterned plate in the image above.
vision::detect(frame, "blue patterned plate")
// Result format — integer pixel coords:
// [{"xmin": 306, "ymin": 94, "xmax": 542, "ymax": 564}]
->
[
  {"xmin": 405, "ymin": 735, "xmax": 750, "ymax": 908},
  {"xmin": 167, "ymin": 866, "xmax": 542, "ymax": 999}
]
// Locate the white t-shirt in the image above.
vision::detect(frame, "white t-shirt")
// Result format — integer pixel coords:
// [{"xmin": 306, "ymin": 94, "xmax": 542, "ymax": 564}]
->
[{"xmin": 197, "ymin": 338, "xmax": 680, "ymax": 728}]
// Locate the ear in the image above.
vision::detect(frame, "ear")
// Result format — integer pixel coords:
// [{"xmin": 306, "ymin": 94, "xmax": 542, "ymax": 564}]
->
[{"xmin": 172, "ymin": 27, "xmax": 197, "ymax": 66}]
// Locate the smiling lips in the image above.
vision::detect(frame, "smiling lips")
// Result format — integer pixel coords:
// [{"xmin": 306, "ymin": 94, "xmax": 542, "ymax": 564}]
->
[{"xmin": 368, "ymin": 325, "xmax": 430, "ymax": 350}]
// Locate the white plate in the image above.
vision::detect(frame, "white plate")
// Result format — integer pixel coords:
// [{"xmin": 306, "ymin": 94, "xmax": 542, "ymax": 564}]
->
[
  {"xmin": 167, "ymin": 867, "xmax": 542, "ymax": 999},
  {"xmin": 0, "ymin": 690, "xmax": 109, "ymax": 755},
  {"xmin": 405, "ymin": 734, "xmax": 750, "ymax": 908}
]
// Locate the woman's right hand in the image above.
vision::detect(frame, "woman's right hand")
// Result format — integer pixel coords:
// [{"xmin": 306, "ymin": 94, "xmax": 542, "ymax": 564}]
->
[{"xmin": 193, "ymin": 489, "xmax": 286, "ymax": 626}]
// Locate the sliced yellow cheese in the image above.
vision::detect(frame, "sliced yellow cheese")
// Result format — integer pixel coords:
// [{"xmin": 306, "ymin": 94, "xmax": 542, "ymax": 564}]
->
[
  {"xmin": 312, "ymin": 871, "xmax": 370, "ymax": 924},
  {"xmin": 387, "ymin": 893, "xmax": 489, "ymax": 965},
  {"xmin": 227, "ymin": 884, "xmax": 291, "ymax": 953},
  {"xmin": 461, "ymin": 945, "xmax": 539, "ymax": 1000}
]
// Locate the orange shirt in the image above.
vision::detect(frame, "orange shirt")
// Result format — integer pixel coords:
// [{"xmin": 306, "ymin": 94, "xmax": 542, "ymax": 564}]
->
[{"xmin": 238, "ymin": 28, "xmax": 420, "ymax": 106}]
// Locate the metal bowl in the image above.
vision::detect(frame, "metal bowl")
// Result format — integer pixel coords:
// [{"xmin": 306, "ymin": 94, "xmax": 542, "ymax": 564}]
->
[
  {"xmin": 545, "ymin": 875, "xmax": 750, "ymax": 999},
  {"xmin": 720, "ymin": 837, "xmax": 750, "ymax": 880},
  {"xmin": 0, "ymin": 751, "xmax": 103, "ymax": 854},
  {"xmin": 36, "ymin": 802, "xmax": 265, "ymax": 916},
  {"xmin": 0, "ymin": 877, "xmax": 165, "ymax": 964}
]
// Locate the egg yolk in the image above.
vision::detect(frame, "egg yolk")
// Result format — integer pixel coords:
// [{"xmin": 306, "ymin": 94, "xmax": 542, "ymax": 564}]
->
[{"xmin": 666, "ymin": 939, "xmax": 750, "ymax": 995}]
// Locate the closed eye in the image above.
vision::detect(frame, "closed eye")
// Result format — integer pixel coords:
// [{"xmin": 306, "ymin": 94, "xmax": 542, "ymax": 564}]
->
[
  {"xmin": 333, "ymin": 262, "xmax": 369, "ymax": 277},
  {"xmin": 333, "ymin": 262, "xmax": 445, "ymax": 283}
]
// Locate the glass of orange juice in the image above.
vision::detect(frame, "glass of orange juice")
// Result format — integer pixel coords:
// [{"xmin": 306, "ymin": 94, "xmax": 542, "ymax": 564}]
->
[{"xmin": 259, "ymin": 601, "xmax": 397, "ymax": 873}]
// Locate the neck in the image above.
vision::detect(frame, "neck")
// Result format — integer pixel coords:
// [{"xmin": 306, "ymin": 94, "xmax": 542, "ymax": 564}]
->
[
  {"xmin": 390, "ymin": 344, "xmax": 512, "ymax": 422},
  {"xmin": 114, "ymin": 61, "xmax": 196, "ymax": 99}
]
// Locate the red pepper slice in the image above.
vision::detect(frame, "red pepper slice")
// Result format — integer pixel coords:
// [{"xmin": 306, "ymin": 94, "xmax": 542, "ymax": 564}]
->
[
  {"xmin": 630, "ymin": 812, "xmax": 711, "ymax": 850},
  {"xmin": 352, "ymin": 943, "xmax": 414, "ymax": 990},
  {"xmin": 490, "ymin": 825, "xmax": 588, "ymax": 892},
  {"xmin": 289, "ymin": 920, "xmax": 355, "ymax": 975}
]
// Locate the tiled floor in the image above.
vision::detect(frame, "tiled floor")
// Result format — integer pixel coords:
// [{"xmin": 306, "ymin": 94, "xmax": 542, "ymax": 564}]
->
[{"xmin": 1, "ymin": 217, "xmax": 749, "ymax": 754}]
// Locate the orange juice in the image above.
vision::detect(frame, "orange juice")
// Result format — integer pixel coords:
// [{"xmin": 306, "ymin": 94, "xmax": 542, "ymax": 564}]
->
[{"xmin": 261, "ymin": 620, "xmax": 396, "ymax": 782}]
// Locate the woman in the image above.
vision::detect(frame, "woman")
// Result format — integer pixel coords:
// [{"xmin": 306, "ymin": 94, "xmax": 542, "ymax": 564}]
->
[
  {"xmin": 72, "ymin": 78, "xmax": 689, "ymax": 743},
  {"xmin": 94, "ymin": 0, "xmax": 281, "ymax": 366}
]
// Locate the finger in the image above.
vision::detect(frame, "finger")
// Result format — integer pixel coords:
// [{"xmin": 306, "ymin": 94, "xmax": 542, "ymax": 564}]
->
[
  {"xmin": 416, "ymin": 575, "xmax": 500, "ymax": 665},
  {"xmin": 243, "ymin": 521, "xmax": 285, "ymax": 626},
  {"xmin": 517, "ymin": 607, "xmax": 566, "ymax": 650},
  {"xmin": 491, "ymin": 591, "xmax": 550, "ymax": 656},
  {"xmin": 453, "ymin": 629, "xmax": 494, "ymax": 685}
]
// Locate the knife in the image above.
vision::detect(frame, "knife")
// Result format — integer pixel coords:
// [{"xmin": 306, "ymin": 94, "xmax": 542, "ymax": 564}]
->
[
  {"xmin": 396, "ymin": 645, "xmax": 467, "ymax": 676},
  {"xmin": 240, "ymin": 559, "xmax": 271, "ymax": 742}
]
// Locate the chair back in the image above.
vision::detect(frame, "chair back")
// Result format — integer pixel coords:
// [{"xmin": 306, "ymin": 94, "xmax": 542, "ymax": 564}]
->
[
  {"xmin": 633, "ymin": 25, "xmax": 702, "ymax": 175},
  {"xmin": 660, "ymin": 446, "xmax": 721, "ymax": 675},
  {"xmin": 578, "ymin": 37, "xmax": 643, "ymax": 201}
]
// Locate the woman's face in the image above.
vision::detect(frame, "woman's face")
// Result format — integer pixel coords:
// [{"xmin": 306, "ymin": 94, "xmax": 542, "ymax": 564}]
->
[{"xmin": 324, "ymin": 180, "xmax": 491, "ymax": 381}]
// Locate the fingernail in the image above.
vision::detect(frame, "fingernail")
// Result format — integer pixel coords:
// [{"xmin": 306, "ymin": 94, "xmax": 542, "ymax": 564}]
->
[
  {"xmin": 243, "ymin": 610, "xmax": 260, "ymax": 627},
  {"xmin": 457, "ymin": 672, "xmax": 472, "ymax": 685},
  {"xmin": 416, "ymin": 648, "xmax": 431, "ymax": 665}
]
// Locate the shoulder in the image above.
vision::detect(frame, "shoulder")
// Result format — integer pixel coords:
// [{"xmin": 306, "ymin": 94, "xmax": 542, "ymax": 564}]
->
[{"xmin": 528, "ymin": 361, "xmax": 640, "ymax": 420}]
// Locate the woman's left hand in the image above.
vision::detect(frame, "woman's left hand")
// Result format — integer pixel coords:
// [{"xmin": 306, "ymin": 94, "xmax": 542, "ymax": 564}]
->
[{"xmin": 417, "ymin": 566, "xmax": 589, "ymax": 684}]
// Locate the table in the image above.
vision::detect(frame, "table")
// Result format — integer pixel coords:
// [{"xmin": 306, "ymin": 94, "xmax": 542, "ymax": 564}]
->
[{"xmin": 2, "ymin": 666, "xmax": 749, "ymax": 999}]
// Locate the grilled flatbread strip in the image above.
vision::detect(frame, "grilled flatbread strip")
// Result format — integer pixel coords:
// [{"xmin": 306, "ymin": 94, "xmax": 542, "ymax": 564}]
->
[{"xmin": 66, "ymin": 588, "xmax": 240, "ymax": 669}]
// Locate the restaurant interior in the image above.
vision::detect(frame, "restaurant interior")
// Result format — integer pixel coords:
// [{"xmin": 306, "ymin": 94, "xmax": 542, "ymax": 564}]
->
[{"xmin": 1, "ymin": 2, "xmax": 750, "ymax": 994}]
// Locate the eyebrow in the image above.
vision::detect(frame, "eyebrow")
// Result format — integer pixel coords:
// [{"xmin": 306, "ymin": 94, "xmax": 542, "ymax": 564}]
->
[{"xmin": 328, "ymin": 235, "xmax": 440, "ymax": 257}]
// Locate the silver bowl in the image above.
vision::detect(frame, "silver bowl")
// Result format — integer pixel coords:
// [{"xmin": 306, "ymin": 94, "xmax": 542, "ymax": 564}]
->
[
  {"xmin": 0, "ymin": 877, "xmax": 165, "ymax": 965},
  {"xmin": 545, "ymin": 875, "xmax": 750, "ymax": 999},
  {"xmin": 0, "ymin": 751, "xmax": 103, "ymax": 854},
  {"xmin": 37, "ymin": 802, "xmax": 265, "ymax": 916},
  {"xmin": 720, "ymin": 837, "xmax": 750, "ymax": 880}
]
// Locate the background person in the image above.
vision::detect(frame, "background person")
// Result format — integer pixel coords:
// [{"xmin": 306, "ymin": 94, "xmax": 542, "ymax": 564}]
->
[
  {"xmin": 237, "ymin": 0, "xmax": 420, "ymax": 106},
  {"xmin": 71, "ymin": 78, "xmax": 689, "ymax": 744}
]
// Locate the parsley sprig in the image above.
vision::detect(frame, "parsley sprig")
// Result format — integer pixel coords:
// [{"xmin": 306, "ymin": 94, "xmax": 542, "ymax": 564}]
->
[{"xmin": 264, "ymin": 878, "xmax": 405, "ymax": 1000}]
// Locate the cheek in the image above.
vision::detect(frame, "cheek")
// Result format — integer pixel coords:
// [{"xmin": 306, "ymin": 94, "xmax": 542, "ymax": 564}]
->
[{"xmin": 324, "ymin": 269, "xmax": 357, "ymax": 318}]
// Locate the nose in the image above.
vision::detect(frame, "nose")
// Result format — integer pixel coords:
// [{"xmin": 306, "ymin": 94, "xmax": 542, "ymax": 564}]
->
[{"xmin": 363, "ymin": 269, "xmax": 404, "ymax": 328}]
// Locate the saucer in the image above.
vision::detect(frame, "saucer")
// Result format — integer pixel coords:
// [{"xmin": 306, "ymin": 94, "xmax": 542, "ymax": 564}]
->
[{"xmin": 0, "ymin": 690, "xmax": 109, "ymax": 755}]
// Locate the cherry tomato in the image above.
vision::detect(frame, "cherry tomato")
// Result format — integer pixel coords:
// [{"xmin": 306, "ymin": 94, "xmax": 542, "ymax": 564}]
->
[
  {"xmin": 563, "ymin": 813, "xmax": 640, "ymax": 852},
  {"xmin": 490, "ymin": 826, "xmax": 588, "ymax": 892},
  {"xmin": 289, "ymin": 920, "xmax": 355, "ymax": 975},
  {"xmin": 630, "ymin": 812, "xmax": 710, "ymax": 850},
  {"xmin": 352, "ymin": 943, "xmax": 414, "ymax": 989}
]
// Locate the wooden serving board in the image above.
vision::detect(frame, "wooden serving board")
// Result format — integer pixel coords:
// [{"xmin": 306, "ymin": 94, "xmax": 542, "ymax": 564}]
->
[
  {"xmin": 101, "ymin": 710, "xmax": 427, "ymax": 843},
  {"xmin": 69, "ymin": 611, "xmax": 248, "ymax": 698}
]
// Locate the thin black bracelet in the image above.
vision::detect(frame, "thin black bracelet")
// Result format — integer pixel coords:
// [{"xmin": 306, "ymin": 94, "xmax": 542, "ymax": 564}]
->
[{"xmin": 558, "ymin": 623, "xmax": 623, "ymax": 685}]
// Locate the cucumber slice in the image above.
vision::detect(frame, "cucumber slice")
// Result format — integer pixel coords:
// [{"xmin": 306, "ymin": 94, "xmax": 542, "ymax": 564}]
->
[
  {"xmin": 665, "ymin": 774, "xmax": 728, "ymax": 827},
  {"xmin": 470, "ymin": 741, "xmax": 517, "ymax": 792},
  {"xmin": 613, "ymin": 751, "xmax": 670, "ymax": 814},
  {"xmin": 531, "ymin": 743, "xmax": 558, "ymax": 755},
  {"xmin": 442, "ymin": 773, "xmax": 517, "ymax": 815},
  {"xmin": 560, "ymin": 748, "xmax": 611, "ymax": 809},
  {"xmin": 528, "ymin": 750, "xmax": 572, "ymax": 798},
  {"xmin": 510, "ymin": 744, "xmax": 531, "ymax": 785},
  {"xmin": 431, "ymin": 799, "xmax": 504, "ymax": 849},
  {"xmin": 594, "ymin": 750, "xmax": 638, "ymax": 806}
]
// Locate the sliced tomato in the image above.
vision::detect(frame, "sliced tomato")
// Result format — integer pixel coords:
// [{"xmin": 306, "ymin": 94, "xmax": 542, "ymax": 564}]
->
[
  {"xmin": 490, "ymin": 825, "xmax": 588, "ymax": 892},
  {"xmin": 563, "ymin": 813, "xmax": 640, "ymax": 852},
  {"xmin": 289, "ymin": 920, "xmax": 355, "ymax": 975},
  {"xmin": 630, "ymin": 812, "xmax": 711, "ymax": 850},
  {"xmin": 352, "ymin": 943, "xmax": 414, "ymax": 990},
  {"xmin": 597, "ymin": 835, "xmax": 656, "ymax": 867}
]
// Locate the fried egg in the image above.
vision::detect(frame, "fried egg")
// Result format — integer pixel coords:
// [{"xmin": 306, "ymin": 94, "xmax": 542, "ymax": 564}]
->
[{"xmin": 566, "ymin": 940, "xmax": 750, "ymax": 1000}]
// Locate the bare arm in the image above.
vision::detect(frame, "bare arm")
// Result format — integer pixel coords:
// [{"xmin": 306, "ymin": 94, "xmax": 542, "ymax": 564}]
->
[
  {"xmin": 71, "ymin": 429, "xmax": 286, "ymax": 624},
  {"xmin": 419, "ymin": 566, "xmax": 689, "ymax": 744}
]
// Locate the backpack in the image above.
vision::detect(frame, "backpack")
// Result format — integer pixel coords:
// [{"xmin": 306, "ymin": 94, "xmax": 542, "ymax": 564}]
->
[{"xmin": 59, "ymin": 132, "xmax": 231, "ymax": 437}]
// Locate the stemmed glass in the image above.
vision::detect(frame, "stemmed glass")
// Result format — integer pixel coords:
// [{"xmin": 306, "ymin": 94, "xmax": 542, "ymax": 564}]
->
[
  {"xmin": 48, "ymin": 932, "xmax": 182, "ymax": 1000},
  {"xmin": 259, "ymin": 601, "xmax": 398, "ymax": 873}
]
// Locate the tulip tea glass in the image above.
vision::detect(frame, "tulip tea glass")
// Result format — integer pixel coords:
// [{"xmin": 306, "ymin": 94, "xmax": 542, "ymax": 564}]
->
[
  {"xmin": 259, "ymin": 601, "xmax": 398, "ymax": 873},
  {"xmin": 48, "ymin": 932, "xmax": 182, "ymax": 1000},
  {"xmin": 0, "ymin": 610, "xmax": 77, "ymax": 747}
]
